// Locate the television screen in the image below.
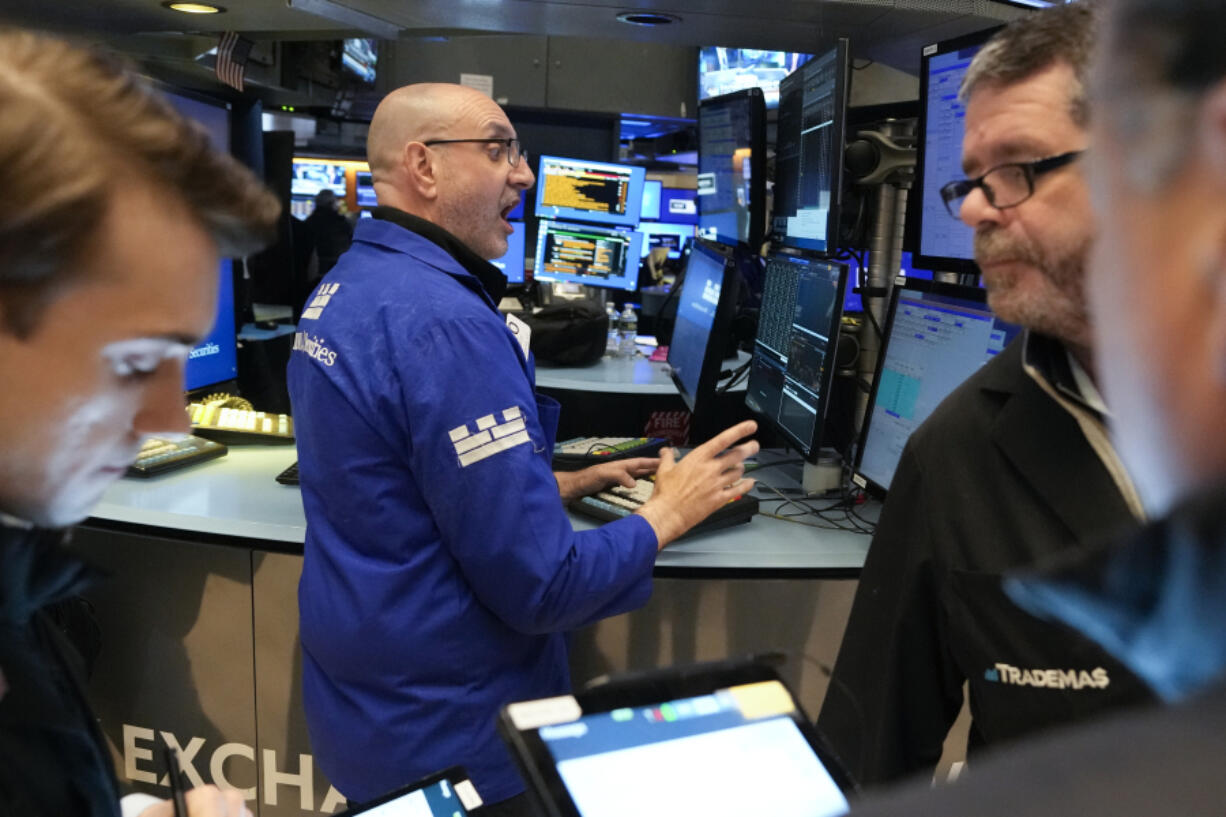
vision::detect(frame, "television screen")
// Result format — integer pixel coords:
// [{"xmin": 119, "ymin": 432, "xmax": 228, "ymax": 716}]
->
[
  {"xmin": 659, "ymin": 187, "xmax": 698, "ymax": 225},
  {"xmin": 342, "ymin": 38, "xmax": 377, "ymax": 85},
  {"xmin": 697, "ymin": 88, "xmax": 766, "ymax": 249},
  {"xmin": 699, "ymin": 47, "xmax": 812, "ymax": 109},
  {"xmin": 356, "ymin": 169, "xmax": 377, "ymax": 208},
  {"xmin": 639, "ymin": 223, "xmax": 696, "ymax": 260},
  {"xmin": 292, "ymin": 159, "xmax": 348, "ymax": 198},
  {"xmin": 533, "ymin": 220, "xmax": 644, "ymax": 291}
]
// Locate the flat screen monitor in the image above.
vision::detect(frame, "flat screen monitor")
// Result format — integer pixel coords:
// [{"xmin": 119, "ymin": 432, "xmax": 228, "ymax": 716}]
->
[
  {"xmin": 534, "ymin": 155, "xmax": 647, "ymax": 228},
  {"xmin": 341, "ymin": 38, "xmax": 377, "ymax": 85},
  {"xmin": 355, "ymin": 169, "xmax": 376, "ymax": 208},
  {"xmin": 534, "ymin": 220, "xmax": 644, "ymax": 291},
  {"xmin": 697, "ymin": 88, "xmax": 766, "ymax": 250},
  {"xmin": 744, "ymin": 252, "xmax": 848, "ymax": 462},
  {"xmin": 771, "ymin": 40, "xmax": 851, "ymax": 253},
  {"xmin": 492, "ymin": 222, "xmax": 527, "ymax": 285},
  {"xmin": 667, "ymin": 240, "xmax": 738, "ymax": 424},
  {"xmin": 639, "ymin": 223, "xmax": 696, "ymax": 260},
  {"xmin": 291, "ymin": 158, "xmax": 348, "ymax": 198},
  {"xmin": 910, "ymin": 27, "xmax": 1000, "ymax": 274},
  {"xmin": 641, "ymin": 179, "xmax": 663, "ymax": 221},
  {"xmin": 164, "ymin": 89, "xmax": 239, "ymax": 393},
  {"xmin": 698, "ymin": 47, "xmax": 813, "ymax": 109},
  {"xmin": 659, "ymin": 187, "xmax": 699, "ymax": 225},
  {"xmin": 853, "ymin": 280, "xmax": 1021, "ymax": 495}
]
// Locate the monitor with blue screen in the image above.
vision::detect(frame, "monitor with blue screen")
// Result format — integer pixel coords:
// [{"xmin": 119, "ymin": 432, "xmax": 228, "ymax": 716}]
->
[
  {"xmin": 534, "ymin": 220, "xmax": 643, "ymax": 291},
  {"xmin": 659, "ymin": 187, "xmax": 698, "ymax": 225},
  {"xmin": 163, "ymin": 89, "xmax": 239, "ymax": 393},
  {"xmin": 491, "ymin": 222, "xmax": 526, "ymax": 284},
  {"xmin": 534, "ymin": 155, "xmax": 646, "ymax": 228},
  {"xmin": 853, "ymin": 280, "xmax": 1021, "ymax": 495},
  {"xmin": 667, "ymin": 240, "xmax": 738, "ymax": 434},
  {"xmin": 910, "ymin": 27, "xmax": 999, "ymax": 273},
  {"xmin": 640, "ymin": 179, "xmax": 662, "ymax": 221},
  {"xmin": 355, "ymin": 170, "xmax": 376, "ymax": 208}
]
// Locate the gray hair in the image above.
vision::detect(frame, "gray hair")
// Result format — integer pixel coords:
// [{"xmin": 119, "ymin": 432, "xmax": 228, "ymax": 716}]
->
[{"xmin": 961, "ymin": 2, "xmax": 1099, "ymax": 128}]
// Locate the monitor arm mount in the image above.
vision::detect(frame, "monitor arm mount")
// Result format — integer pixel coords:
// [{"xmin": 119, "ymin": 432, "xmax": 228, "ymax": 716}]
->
[{"xmin": 844, "ymin": 119, "xmax": 917, "ymax": 438}]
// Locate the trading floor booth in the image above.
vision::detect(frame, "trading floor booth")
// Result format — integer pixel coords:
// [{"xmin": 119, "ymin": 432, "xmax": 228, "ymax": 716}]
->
[{"xmin": 72, "ymin": 440, "xmax": 870, "ymax": 817}]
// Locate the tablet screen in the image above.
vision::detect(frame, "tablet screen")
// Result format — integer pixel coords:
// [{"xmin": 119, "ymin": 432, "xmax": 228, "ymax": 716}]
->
[
  {"xmin": 336, "ymin": 767, "xmax": 482, "ymax": 817},
  {"xmin": 533, "ymin": 681, "xmax": 848, "ymax": 817}
]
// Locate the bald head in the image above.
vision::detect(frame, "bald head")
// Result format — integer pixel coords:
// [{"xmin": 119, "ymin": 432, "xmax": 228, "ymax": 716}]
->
[{"xmin": 365, "ymin": 82, "xmax": 534, "ymax": 259}]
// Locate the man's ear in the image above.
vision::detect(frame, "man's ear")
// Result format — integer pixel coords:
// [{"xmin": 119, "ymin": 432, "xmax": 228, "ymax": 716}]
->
[{"xmin": 401, "ymin": 141, "xmax": 438, "ymax": 201}]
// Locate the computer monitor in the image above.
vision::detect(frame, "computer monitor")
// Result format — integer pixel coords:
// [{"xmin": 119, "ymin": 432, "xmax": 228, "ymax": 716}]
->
[
  {"xmin": 341, "ymin": 38, "xmax": 377, "ymax": 85},
  {"xmin": 641, "ymin": 179, "xmax": 663, "ymax": 221},
  {"xmin": 163, "ymin": 89, "xmax": 240, "ymax": 393},
  {"xmin": 639, "ymin": 223, "xmax": 696, "ymax": 260},
  {"xmin": 853, "ymin": 280, "xmax": 1021, "ymax": 495},
  {"xmin": 534, "ymin": 155, "xmax": 647, "ymax": 228},
  {"xmin": 909, "ymin": 27, "xmax": 1000, "ymax": 274},
  {"xmin": 355, "ymin": 169, "xmax": 377, "ymax": 208},
  {"xmin": 744, "ymin": 252, "xmax": 848, "ymax": 462},
  {"xmin": 534, "ymin": 220, "xmax": 644, "ymax": 291},
  {"xmin": 697, "ymin": 88, "xmax": 767, "ymax": 250},
  {"xmin": 492, "ymin": 222, "xmax": 527, "ymax": 285},
  {"xmin": 659, "ymin": 187, "xmax": 699, "ymax": 225},
  {"xmin": 667, "ymin": 240, "xmax": 738, "ymax": 432},
  {"xmin": 291, "ymin": 157, "xmax": 348, "ymax": 218},
  {"xmin": 771, "ymin": 39, "xmax": 851, "ymax": 253}
]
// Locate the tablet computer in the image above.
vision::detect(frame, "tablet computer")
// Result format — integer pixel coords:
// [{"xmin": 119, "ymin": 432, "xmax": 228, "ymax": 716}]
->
[
  {"xmin": 334, "ymin": 766, "xmax": 484, "ymax": 817},
  {"xmin": 498, "ymin": 660, "xmax": 855, "ymax": 817}
]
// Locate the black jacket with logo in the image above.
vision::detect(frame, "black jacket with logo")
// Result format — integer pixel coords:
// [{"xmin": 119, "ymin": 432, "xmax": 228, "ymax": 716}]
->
[
  {"xmin": 0, "ymin": 522, "xmax": 120, "ymax": 817},
  {"xmin": 818, "ymin": 334, "xmax": 1155, "ymax": 786},
  {"xmin": 850, "ymin": 483, "xmax": 1226, "ymax": 817}
]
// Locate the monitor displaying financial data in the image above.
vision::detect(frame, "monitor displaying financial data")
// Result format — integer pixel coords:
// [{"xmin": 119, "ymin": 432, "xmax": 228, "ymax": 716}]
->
[
  {"xmin": 855, "ymin": 282, "xmax": 1021, "ymax": 494},
  {"xmin": 771, "ymin": 40, "xmax": 851, "ymax": 253},
  {"xmin": 492, "ymin": 222, "xmax": 527, "ymax": 284},
  {"xmin": 744, "ymin": 253, "xmax": 848, "ymax": 461},
  {"xmin": 534, "ymin": 220, "xmax": 644, "ymax": 291},
  {"xmin": 534, "ymin": 155, "xmax": 647, "ymax": 228},
  {"xmin": 912, "ymin": 28, "xmax": 998, "ymax": 273}
]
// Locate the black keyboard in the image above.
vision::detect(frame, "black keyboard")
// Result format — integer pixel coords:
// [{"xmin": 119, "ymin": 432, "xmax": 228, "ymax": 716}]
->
[
  {"xmin": 570, "ymin": 477, "xmax": 758, "ymax": 537},
  {"xmin": 275, "ymin": 461, "xmax": 300, "ymax": 486},
  {"xmin": 126, "ymin": 435, "xmax": 227, "ymax": 477},
  {"xmin": 552, "ymin": 436, "xmax": 668, "ymax": 472},
  {"xmin": 188, "ymin": 402, "xmax": 295, "ymax": 445}
]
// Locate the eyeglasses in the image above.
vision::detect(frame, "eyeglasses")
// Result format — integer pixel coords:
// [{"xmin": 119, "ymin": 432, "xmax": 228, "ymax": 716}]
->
[
  {"xmin": 422, "ymin": 138, "xmax": 527, "ymax": 167},
  {"xmin": 939, "ymin": 149, "xmax": 1085, "ymax": 218}
]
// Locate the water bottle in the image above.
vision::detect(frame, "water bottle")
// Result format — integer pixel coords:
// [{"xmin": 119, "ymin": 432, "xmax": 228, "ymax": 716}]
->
[
  {"xmin": 618, "ymin": 305, "xmax": 638, "ymax": 358},
  {"xmin": 605, "ymin": 304, "xmax": 620, "ymax": 357}
]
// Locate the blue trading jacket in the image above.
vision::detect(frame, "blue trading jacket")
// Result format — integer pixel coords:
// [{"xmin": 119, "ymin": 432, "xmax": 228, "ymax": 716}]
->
[{"xmin": 287, "ymin": 212, "xmax": 658, "ymax": 804}]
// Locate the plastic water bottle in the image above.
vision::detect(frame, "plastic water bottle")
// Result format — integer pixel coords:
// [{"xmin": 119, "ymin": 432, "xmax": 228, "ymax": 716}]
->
[
  {"xmin": 605, "ymin": 304, "xmax": 620, "ymax": 357},
  {"xmin": 619, "ymin": 305, "xmax": 638, "ymax": 358}
]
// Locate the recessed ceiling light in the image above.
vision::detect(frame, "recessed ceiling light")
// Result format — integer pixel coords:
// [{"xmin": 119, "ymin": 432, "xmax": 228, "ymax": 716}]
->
[
  {"xmin": 162, "ymin": 2, "xmax": 226, "ymax": 13},
  {"xmin": 616, "ymin": 12, "xmax": 680, "ymax": 26}
]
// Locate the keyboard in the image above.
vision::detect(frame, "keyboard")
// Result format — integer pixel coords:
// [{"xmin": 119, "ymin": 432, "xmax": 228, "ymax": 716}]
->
[
  {"xmin": 275, "ymin": 461, "xmax": 300, "ymax": 486},
  {"xmin": 570, "ymin": 477, "xmax": 759, "ymax": 537},
  {"xmin": 126, "ymin": 435, "xmax": 227, "ymax": 477},
  {"xmin": 188, "ymin": 402, "xmax": 295, "ymax": 445},
  {"xmin": 552, "ymin": 436, "xmax": 668, "ymax": 471}
]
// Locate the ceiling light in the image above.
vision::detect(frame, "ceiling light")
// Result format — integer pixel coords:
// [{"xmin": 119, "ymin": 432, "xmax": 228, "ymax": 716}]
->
[
  {"xmin": 616, "ymin": 12, "xmax": 680, "ymax": 26},
  {"xmin": 163, "ymin": 2, "xmax": 226, "ymax": 13}
]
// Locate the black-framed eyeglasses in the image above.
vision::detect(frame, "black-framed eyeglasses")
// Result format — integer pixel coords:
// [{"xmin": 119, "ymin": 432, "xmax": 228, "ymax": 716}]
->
[
  {"xmin": 422, "ymin": 138, "xmax": 526, "ymax": 167},
  {"xmin": 939, "ymin": 149, "xmax": 1085, "ymax": 218}
]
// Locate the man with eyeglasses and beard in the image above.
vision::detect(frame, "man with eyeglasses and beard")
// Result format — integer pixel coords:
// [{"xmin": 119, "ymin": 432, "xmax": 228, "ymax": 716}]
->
[
  {"xmin": 287, "ymin": 83, "xmax": 759, "ymax": 816},
  {"xmin": 819, "ymin": 2, "xmax": 1155, "ymax": 789}
]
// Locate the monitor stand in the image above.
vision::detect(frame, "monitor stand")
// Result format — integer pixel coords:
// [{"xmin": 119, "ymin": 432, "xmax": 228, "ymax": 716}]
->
[{"xmin": 801, "ymin": 449, "xmax": 843, "ymax": 495}]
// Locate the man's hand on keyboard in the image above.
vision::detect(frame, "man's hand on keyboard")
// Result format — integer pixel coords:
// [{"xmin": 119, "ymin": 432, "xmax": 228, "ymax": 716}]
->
[
  {"xmin": 554, "ymin": 458, "xmax": 660, "ymax": 503},
  {"xmin": 635, "ymin": 419, "xmax": 759, "ymax": 549}
]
